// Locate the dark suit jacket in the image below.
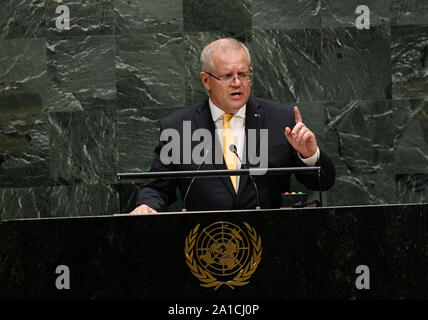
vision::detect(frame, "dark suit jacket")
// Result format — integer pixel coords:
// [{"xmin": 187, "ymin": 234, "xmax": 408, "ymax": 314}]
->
[{"xmin": 136, "ymin": 96, "xmax": 335, "ymax": 211}]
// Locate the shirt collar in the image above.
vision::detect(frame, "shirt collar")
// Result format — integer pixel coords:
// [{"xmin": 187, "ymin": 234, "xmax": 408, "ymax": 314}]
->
[{"xmin": 208, "ymin": 98, "xmax": 246, "ymax": 122}]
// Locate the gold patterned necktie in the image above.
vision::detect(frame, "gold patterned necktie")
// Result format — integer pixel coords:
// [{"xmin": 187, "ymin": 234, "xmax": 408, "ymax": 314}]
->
[{"xmin": 222, "ymin": 113, "xmax": 237, "ymax": 192}]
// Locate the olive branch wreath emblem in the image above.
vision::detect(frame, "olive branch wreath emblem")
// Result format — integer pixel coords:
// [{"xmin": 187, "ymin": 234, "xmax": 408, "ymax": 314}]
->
[{"xmin": 184, "ymin": 222, "xmax": 262, "ymax": 290}]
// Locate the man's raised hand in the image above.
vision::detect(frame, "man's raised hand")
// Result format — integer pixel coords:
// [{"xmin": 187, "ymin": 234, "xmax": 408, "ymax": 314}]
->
[{"xmin": 284, "ymin": 106, "xmax": 318, "ymax": 159}]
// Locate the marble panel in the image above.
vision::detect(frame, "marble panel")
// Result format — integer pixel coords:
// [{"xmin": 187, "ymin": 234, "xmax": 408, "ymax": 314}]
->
[
  {"xmin": 48, "ymin": 183, "xmax": 119, "ymax": 217},
  {"xmin": 48, "ymin": 106, "xmax": 118, "ymax": 185},
  {"xmin": 115, "ymin": 32, "xmax": 185, "ymax": 111},
  {"xmin": 46, "ymin": 35, "xmax": 116, "ymax": 105},
  {"xmin": 183, "ymin": 0, "xmax": 252, "ymax": 32},
  {"xmin": 391, "ymin": 0, "xmax": 428, "ymax": 25},
  {"xmin": 253, "ymin": 0, "xmax": 320, "ymax": 30},
  {"xmin": 250, "ymin": 29, "xmax": 323, "ymax": 103},
  {"xmin": 391, "ymin": 25, "xmax": 428, "ymax": 99},
  {"xmin": 321, "ymin": 26, "xmax": 392, "ymax": 101},
  {"xmin": 113, "ymin": 0, "xmax": 183, "ymax": 33},
  {"xmin": 0, "ymin": 186, "xmax": 50, "ymax": 220},
  {"xmin": 0, "ymin": 38, "xmax": 49, "ymax": 187},
  {"xmin": 0, "ymin": 0, "xmax": 46, "ymax": 39}
]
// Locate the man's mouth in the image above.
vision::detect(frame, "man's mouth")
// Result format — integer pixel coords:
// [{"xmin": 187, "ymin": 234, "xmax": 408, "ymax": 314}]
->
[{"xmin": 231, "ymin": 92, "xmax": 242, "ymax": 97}]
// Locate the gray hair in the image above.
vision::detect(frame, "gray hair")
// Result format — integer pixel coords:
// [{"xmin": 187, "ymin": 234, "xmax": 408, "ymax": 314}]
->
[{"xmin": 200, "ymin": 38, "xmax": 251, "ymax": 72}]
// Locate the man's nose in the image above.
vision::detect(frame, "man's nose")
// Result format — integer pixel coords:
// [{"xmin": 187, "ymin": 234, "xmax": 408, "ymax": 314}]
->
[{"xmin": 230, "ymin": 75, "xmax": 242, "ymax": 86}]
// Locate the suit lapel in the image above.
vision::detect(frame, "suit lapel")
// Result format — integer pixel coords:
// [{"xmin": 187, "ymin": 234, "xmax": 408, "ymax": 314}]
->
[{"xmin": 237, "ymin": 96, "xmax": 264, "ymax": 197}]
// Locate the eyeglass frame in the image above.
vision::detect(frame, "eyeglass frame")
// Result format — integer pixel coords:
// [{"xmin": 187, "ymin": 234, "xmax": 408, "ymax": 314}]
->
[{"xmin": 204, "ymin": 71, "xmax": 253, "ymax": 85}]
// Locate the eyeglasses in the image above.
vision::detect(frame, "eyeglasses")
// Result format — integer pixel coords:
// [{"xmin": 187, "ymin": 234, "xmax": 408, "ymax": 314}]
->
[{"xmin": 205, "ymin": 71, "xmax": 253, "ymax": 85}]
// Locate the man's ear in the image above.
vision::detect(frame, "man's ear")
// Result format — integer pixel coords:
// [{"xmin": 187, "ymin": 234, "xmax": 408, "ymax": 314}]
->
[{"xmin": 200, "ymin": 72, "xmax": 210, "ymax": 91}]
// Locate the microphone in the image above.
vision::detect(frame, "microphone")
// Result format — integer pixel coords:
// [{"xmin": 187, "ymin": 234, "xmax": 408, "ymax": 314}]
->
[
  {"xmin": 229, "ymin": 144, "xmax": 261, "ymax": 210},
  {"xmin": 182, "ymin": 149, "xmax": 210, "ymax": 212}
]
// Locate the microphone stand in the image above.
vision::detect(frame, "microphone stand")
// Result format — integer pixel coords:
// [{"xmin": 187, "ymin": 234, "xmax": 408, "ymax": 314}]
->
[
  {"xmin": 229, "ymin": 144, "xmax": 261, "ymax": 210},
  {"xmin": 182, "ymin": 150, "xmax": 210, "ymax": 212}
]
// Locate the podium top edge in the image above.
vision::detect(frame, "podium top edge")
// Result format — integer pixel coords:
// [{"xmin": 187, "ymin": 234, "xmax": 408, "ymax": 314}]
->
[{"xmin": 3, "ymin": 203, "xmax": 427, "ymax": 223}]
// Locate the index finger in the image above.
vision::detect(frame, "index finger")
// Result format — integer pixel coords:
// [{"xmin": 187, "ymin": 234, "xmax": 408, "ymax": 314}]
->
[{"xmin": 294, "ymin": 106, "xmax": 302, "ymax": 123}]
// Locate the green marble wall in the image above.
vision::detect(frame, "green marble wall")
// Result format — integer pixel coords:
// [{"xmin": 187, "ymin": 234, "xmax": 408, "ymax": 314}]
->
[{"xmin": 0, "ymin": 0, "xmax": 427, "ymax": 218}]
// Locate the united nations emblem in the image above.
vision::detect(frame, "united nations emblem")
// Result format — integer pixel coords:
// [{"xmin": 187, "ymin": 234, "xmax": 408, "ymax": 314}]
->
[{"xmin": 185, "ymin": 221, "xmax": 262, "ymax": 290}]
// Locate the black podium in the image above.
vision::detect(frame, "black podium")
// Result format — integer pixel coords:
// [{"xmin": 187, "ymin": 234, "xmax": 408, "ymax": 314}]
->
[{"xmin": 1, "ymin": 203, "xmax": 428, "ymax": 300}]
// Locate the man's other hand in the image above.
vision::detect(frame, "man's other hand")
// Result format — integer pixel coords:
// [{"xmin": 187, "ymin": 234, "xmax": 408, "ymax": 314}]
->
[{"xmin": 130, "ymin": 204, "xmax": 158, "ymax": 214}]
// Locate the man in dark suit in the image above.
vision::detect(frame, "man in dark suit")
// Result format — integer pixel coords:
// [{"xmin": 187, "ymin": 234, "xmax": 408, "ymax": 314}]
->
[{"xmin": 132, "ymin": 38, "xmax": 335, "ymax": 213}]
